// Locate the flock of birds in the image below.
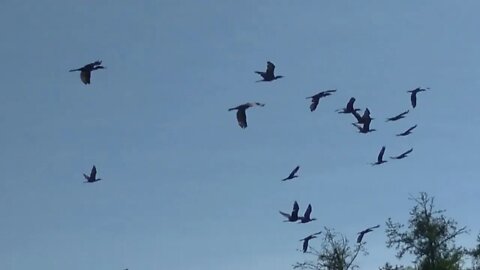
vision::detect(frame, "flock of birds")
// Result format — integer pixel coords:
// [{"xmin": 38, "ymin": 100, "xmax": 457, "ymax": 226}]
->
[
  {"xmin": 70, "ymin": 59, "xmax": 429, "ymax": 255},
  {"xmin": 226, "ymin": 61, "xmax": 429, "ymax": 253}
]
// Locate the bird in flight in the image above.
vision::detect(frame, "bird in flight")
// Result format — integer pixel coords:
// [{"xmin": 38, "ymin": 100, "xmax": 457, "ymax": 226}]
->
[
  {"xmin": 255, "ymin": 61, "xmax": 283, "ymax": 82},
  {"xmin": 228, "ymin": 102, "xmax": 265, "ymax": 129},
  {"xmin": 357, "ymin": 225, "xmax": 380, "ymax": 243},
  {"xmin": 306, "ymin": 90, "xmax": 336, "ymax": 112},
  {"xmin": 298, "ymin": 204, "xmax": 316, "ymax": 223},
  {"xmin": 299, "ymin": 232, "xmax": 322, "ymax": 253},
  {"xmin": 396, "ymin": 125, "xmax": 417, "ymax": 136},
  {"xmin": 352, "ymin": 117, "xmax": 376, "ymax": 134},
  {"xmin": 281, "ymin": 166, "xmax": 300, "ymax": 181},
  {"xmin": 407, "ymin": 87, "xmax": 428, "ymax": 108},
  {"xmin": 83, "ymin": 165, "xmax": 102, "ymax": 183},
  {"xmin": 386, "ymin": 110, "xmax": 409, "ymax": 122},
  {"xmin": 371, "ymin": 146, "xmax": 387, "ymax": 166},
  {"xmin": 69, "ymin": 60, "xmax": 105, "ymax": 84},
  {"xmin": 390, "ymin": 148, "xmax": 413, "ymax": 160},
  {"xmin": 280, "ymin": 201, "xmax": 300, "ymax": 222},
  {"xmin": 337, "ymin": 97, "xmax": 360, "ymax": 114}
]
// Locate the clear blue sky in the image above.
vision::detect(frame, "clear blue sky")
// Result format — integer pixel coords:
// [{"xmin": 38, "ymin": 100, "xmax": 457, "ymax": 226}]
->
[{"xmin": 1, "ymin": 1, "xmax": 479, "ymax": 269}]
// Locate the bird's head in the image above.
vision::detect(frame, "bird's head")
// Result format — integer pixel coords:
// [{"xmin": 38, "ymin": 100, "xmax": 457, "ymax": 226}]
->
[
  {"xmin": 275, "ymin": 75, "xmax": 284, "ymax": 79},
  {"xmin": 255, "ymin": 102, "xmax": 265, "ymax": 107}
]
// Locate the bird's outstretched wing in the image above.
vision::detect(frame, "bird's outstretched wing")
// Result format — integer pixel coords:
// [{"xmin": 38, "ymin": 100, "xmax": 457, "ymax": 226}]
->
[
  {"xmin": 266, "ymin": 61, "xmax": 275, "ymax": 77},
  {"xmin": 289, "ymin": 166, "xmax": 300, "ymax": 178},
  {"xmin": 80, "ymin": 71, "xmax": 91, "ymax": 84},
  {"xmin": 236, "ymin": 109, "xmax": 247, "ymax": 128},
  {"xmin": 279, "ymin": 211, "xmax": 290, "ymax": 219},
  {"xmin": 378, "ymin": 147, "xmax": 386, "ymax": 162},
  {"xmin": 310, "ymin": 97, "xmax": 319, "ymax": 112},
  {"xmin": 402, "ymin": 148, "xmax": 413, "ymax": 156},
  {"xmin": 406, "ymin": 125, "xmax": 417, "ymax": 133},
  {"xmin": 303, "ymin": 204, "xmax": 312, "ymax": 219},
  {"xmin": 411, "ymin": 93, "xmax": 417, "ymax": 108},
  {"xmin": 91, "ymin": 166, "xmax": 97, "ymax": 178}
]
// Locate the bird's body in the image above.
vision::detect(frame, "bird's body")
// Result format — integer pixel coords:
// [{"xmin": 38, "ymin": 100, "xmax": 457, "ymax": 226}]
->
[
  {"xmin": 69, "ymin": 60, "xmax": 105, "ymax": 84},
  {"xmin": 371, "ymin": 146, "xmax": 387, "ymax": 166},
  {"xmin": 280, "ymin": 201, "xmax": 300, "ymax": 222},
  {"xmin": 300, "ymin": 232, "xmax": 322, "ymax": 253},
  {"xmin": 306, "ymin": 90, "xmax": 336, "ymax": 112},
  {"xmin": 255, "ymin": 61, "xmax": 283, "ymax": 82},
  {"xmin": 386, "ymin": 110, "xmax": 409, "ymax": 122},
  {"xmin": 298, "ymin": 204, "xmax": 316, "ymax": 223},
  {"xmin": 407, "ymin": 87, "xmax": 428, "ymax": 108},
  {"xmin": 396, "ymin": 125, "xmax": 417, "ymax": 136},
  {"xmin": 390, "ymin": 148, "xmax": 413, "ymax": 159},
  {"xmin": 228, "ymin": 102, "xmax": 265, "ymax": 129},
  {"xmin": 357, "ymin": 225, "xmax": 380, "ymax": 243},
  {"xmin": 281, "ymin": 166, "xmax": 300, "ymax": 181},
  {"xmin": 337, "ymin": 97, "xmax": 360, "ymax": 114},
  {"xmin": 83, "ymin": 165, "xmax": 101, "ymax": 183}
]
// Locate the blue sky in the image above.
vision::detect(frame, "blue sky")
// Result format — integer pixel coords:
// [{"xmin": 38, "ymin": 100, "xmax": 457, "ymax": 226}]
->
[{"xmin": 1, "ymin": 1, "xmax": 480, "ymax": 269}]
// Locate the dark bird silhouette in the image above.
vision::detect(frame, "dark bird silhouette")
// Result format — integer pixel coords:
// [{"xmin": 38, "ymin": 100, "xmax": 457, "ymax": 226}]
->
[
  {"xmin": 352, "ymin": 108, "xmax": 373, "ymax": 124},
  {"xmin": 396, "ymin": 124, "xmax": 417, "ymax": 136},
  {"xmin": 281, "ymin": 166, "xmax": 300, "ymax": 181},
  {"xmin": 255, "ymin": 61, "xmax": 283, "ymax": 82},
  {"xmin": 386, "ymin": 110, "xmax": 409, "ymax": 122},
  {"xmin": 407, "ymin": 87, "xmax": 428, "ymax": 108},
  {"xmin": 298, "ymin": 204, "xmax": 316, "ymax": 223},
  {"xmin": 390, "ymin": 148, "xmax": 413, "ymax": 160},
  {"xmin": 300, "ymin": 232, "xmax": 322, "ymax": 253},
  {"xmin": 352, "ymin": 117, "xmax": 376, "ymax": 134},
  {"xmin": 306, "ymin": 89, "xmax": 336, "ymax": 112},
  {"xmin": 228, "ymin": 102, "xmax": 265, "ymax": 129},
  {"xmin": 69, "ymin": 60, "xmax": 105, "ymax": 84},
  {"xmin": 279, "ymin": 201, "xmax": 300, "ymax": 222},
  {"xmin": 357, "ymin": 225, "xmax": 380, "ymax": 243},
  {"xmin": 83, "ymin": 165, "xmax": 101, "ymax": 183},
  {"xmin": 371, "ymin": 146, "xmax": 387, "ymax": 166},
  {"xmin": 337, "ymin": 97, "xmax": 360, "ymax": 114}
]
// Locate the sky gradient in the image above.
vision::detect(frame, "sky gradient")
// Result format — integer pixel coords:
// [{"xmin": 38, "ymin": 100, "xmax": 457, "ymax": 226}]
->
[{"xmin": 1, "ymin": 1, "xmax": 480, "ymax": 270}]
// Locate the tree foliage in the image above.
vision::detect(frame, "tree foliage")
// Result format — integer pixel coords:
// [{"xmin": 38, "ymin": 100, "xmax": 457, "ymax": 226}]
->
[{"xmin": 385, "ymin": 192, "xmax": 467, "ymax": 270}]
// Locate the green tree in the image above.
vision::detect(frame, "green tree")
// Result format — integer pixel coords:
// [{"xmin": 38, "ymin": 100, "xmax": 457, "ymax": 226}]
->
[
  {"xmin": 385, "ymin": 192, "xmax": 467, "ymax": 270},
  {"xmin": 293, "ymin": 227, "xmax": 367, "ymax": 270},
  {"xmin": 466, "ymin": 234, "xmax": 480, "ymax": 270}
]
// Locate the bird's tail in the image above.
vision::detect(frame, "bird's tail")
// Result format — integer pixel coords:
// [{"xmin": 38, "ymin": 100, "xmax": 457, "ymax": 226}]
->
[
  {"xmin": 69, "ymin": 69, "xmax": 80, "ymax": 72},
  {"xmin": 228, "ymin": 108, "xmax": 235, "ymax": 111}
]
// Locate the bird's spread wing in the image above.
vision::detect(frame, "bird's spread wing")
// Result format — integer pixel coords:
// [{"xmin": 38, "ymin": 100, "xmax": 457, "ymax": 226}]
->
[
  {"xmin": 303, "ymin": 204, "xmax": 312, "ymax": 218},
  {"xmin": 80, "ymin": 71, "xmax": 91, "ymax": 84},
  {"xmin": 406, "ymin": 125, "xmax": 417, "ymax": 133},
  {"xmin": 310, "ymin": 98, "xmax": 319, "ymax": 112},
  {"xmin": 91, "ymin": 166, "xmax": 97, "ymax": 178},
  {"xmin": 411, "ymin": 93, "xmax": 417, "ymax": 108},
  {"xmin": 266, "ymin": 61, "xmax": 275, "ymax": 77},
  {"xmin": 346, "ymin": 98, "xmax": 355, "ymax": 110},
  {"xmin": 378, "ymin": 147, "xmax": 386, "ymax": 162},
  {"xmin": 302, "ymin": 240, "xmax": 309, "ymax": 252},
  {"xmin": 357, "ymin": 233, "xmax": 364, "ymax": 243},
  {"xmin": 236, "ymin": 109, "xmax": 247, "ymax": 128},
  {"xmin": 293, "ymin": 201, "xmax": 299, "ymax": 212},
  {"xmin": 352, "ymin": 111, "xmax": 363, "ymax": 122},
  {"xmin": 402, "ymin": 148, "xmax": 413, "ymax": 156},
  {"xmin": 290, "ymin": 166, "xmax": 300, "ymax": 177}
]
